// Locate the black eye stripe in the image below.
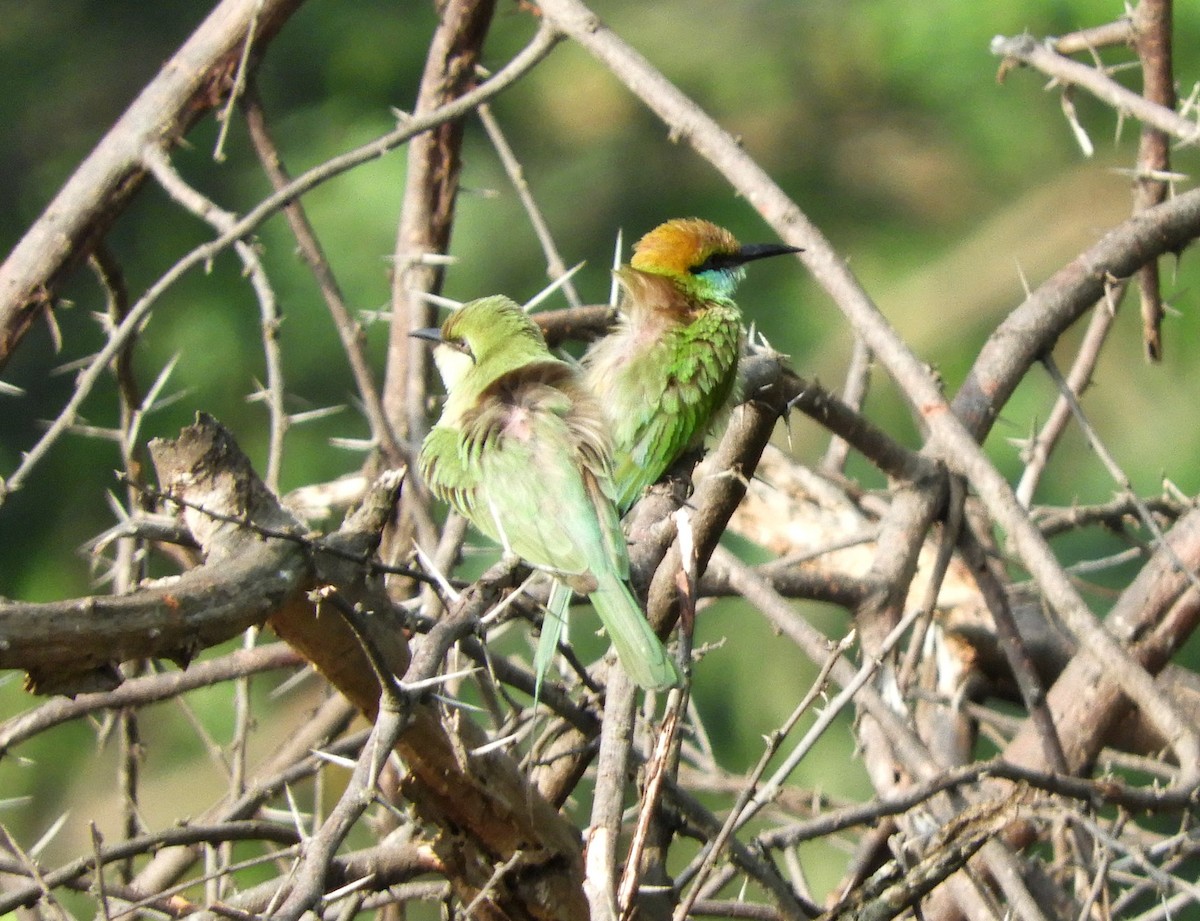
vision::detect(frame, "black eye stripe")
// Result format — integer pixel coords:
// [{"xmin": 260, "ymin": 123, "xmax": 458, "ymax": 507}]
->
[{"xmin": 689, "ymin": 252, "xmax": 743, "ymax": 274}]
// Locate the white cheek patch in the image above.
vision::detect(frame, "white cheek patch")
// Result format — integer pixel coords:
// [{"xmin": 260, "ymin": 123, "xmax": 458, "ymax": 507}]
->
[{"xmin": 433, "ymin": 344, "xmax": 474, "ymax": 389}]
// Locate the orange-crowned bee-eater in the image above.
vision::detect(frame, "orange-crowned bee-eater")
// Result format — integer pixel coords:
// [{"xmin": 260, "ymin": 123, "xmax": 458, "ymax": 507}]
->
[{"xmin": 583, "ymin": 218, "xmax": 800, "ymax": 511}]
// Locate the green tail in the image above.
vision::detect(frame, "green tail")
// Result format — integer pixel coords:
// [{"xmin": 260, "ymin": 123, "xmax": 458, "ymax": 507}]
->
[
  {"xmin": 590, "ymin": 573, "xmax": 680, "ymax": 690},
  {"xmin": 533, "ymin": 579, "xmax": 573, "ymax": 705}
]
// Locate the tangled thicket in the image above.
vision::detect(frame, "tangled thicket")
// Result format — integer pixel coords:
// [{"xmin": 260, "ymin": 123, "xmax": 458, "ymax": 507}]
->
[{"xmin": 2, "ymin": 1, "xmax": 1200, "ymax": 920}]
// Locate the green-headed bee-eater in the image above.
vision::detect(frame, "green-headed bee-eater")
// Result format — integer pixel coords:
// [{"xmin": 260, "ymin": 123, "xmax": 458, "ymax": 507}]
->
[{"xmin": 415, "ymin": 295, "xmax": 679, "ymax": 691}]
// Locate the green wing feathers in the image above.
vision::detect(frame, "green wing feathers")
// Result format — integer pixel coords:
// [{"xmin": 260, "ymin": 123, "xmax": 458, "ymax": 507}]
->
[
  {"xmin": 419, "ymin": 313, "xmax": 676, "ymax": 690},
  {"xmin": 598, "ymin": 307, "xmax": 741, "ymax": 512}
]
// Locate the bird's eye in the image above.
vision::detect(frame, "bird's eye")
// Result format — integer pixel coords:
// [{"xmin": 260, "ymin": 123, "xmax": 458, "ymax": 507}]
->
[
  {"xmin": 446, "ymin": 337, "xmax": 475, "ymax": 361},
  {"xmin": 690, "ymin": 252, "xmax": 741, "ymax": 275}
]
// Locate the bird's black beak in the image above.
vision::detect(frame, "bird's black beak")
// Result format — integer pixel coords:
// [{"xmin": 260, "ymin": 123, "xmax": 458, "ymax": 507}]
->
[
  {"xmin": 735, "ymin": 242, "xmax": 803, "ymax": 266},
  {"xmin": 409, "ymin": 327, "xmax": 444, "ymax": 344},
  {"xmin": 691, "ymin": 242, "xmax": 803, "ymax": 275}
]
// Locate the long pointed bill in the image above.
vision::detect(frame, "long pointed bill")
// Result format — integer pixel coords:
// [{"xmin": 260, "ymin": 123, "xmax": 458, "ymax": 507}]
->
[
  {"xmin": 409, "ymin": 327, "xmax": 444, "ymax": 344},
  {"xmin": 735, "ymin": 242, "xmax": 803, "ymax": 266}
]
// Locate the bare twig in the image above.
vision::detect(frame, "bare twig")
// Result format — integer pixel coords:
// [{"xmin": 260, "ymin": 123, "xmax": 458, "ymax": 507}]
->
[
  {"xmin": 1131, "ymin": 0, "xmax": 1176, "ymax": 360},
  {"xmin": 0, "ymin": 0, "xmax": 306, "ymax": 366},
  {"xmin": 674, "ymin": 628, "xmax": 852, "ymax": 921},
  {"xmin": 0, "ymin": 822, "xmax": 303, "ymax": 916},
  {"xmin": 477, "ymin": 103, "xmax": 583, "ymax": 308},
  {"xmin": 991, "ymin": 33, "xmax": 1199, "ymax": 146},
  {"xmin": 1014, "ymin": 281, "xmax": 1127, "ymax": 507},
  {"xmin": 1041, "ymin": 353, "xmax": 1200, "ymax": 600},
  {"xmin": 821, "ymin": 335, "xmax": 872, "ymax": 475},
  {"xmin": 240, "ymin": 88, "xmax": 404, "ymax": 468},
  {"xmin": 142, "ymin": 146, "xmax": 288, "ymax": 490},
  {"xmin": 587, "ymin": 668, "xmax": 638, "ymax": 921},
  {"xmin": 0, "ymin": 21, "xmax": 560, "ymax": 507}
]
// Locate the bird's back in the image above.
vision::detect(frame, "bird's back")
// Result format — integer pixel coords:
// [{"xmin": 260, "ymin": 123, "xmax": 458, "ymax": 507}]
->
[
  {"xmin": 423, "ymin": 361, "xmax": 627, "ymax": 587},
  {"xmin": 584, "ymin": 272, "xmax": 742, "ymax": 510}
]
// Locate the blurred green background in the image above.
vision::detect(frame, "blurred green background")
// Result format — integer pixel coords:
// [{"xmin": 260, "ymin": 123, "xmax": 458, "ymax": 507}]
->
[{"xmin": 3, "ymin": 0, "xmax": 1200, "ymax": 903}]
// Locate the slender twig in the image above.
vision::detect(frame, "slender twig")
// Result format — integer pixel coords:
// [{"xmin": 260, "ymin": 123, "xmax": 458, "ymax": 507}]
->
[
  {"xmin": 240, "ymin": 87, "xmax": 403, "ymax": 467},
  {"xmin": 991, "ymin": 33, "xmax": 1200, "ymax": 146},
  {"xmin": 619, "ymin": 684, "xmax": 685, "ymax": 919},
  {"xmin": 659, "ymin": 774, "xmax": 816, "ymax": 918},
  {"xmin": 212, "ymin": 0, "xmax": 263, "ymax": 163},
  {"xmin": 269, "ymin": 706, "xmax": 408, "ymax": 921},
  {"xmin": 462, "ymin": 850, "xmax": 528, "ymax": 918},
  {"xmin": 141, "ymin": 145, "xmax": 288, "ymax": 492},
  {"xmin": 0, "ymin": 822, "xmax": 302, "ymax": 915},
  {"xmin": 0, "ymin": 22, "xmax": 560, "ymax": 506},
  {"xmin": 1073, "ymin": 812, "xmax": 1121, "ymax": 921},
  {"xmin": 1041, "ymin": 354, "xmax": 1200, "ymax": 601},
  {"xmin": 587, "ymin": 667, "xmax": 638, "ymax": 921},
  {"xmin": 1015, "ymin": 281, "xmax": 1127, "ymax": 507},
  {"xmin": 1034, "ymin": 494, "xmax": 1189, "ymax": 538},
  {"xmin": 959, "ymin": 526, "xmax": 1067, "ymax": 773},
  {"xmin": 759, "ymin": 757, "xmax": 1198, "ymax": 852},
  {"xmin": 0, "ymin": 646, "xmax": 303, "ymax": 755},
  {"xmin": 674, "ymin": 628, "xmax": 852, "ymax": 921},
  {"xmin": 476, "ymin": 103, "xmax": 583, "ymax": 308},
  {"xmin": 90, "ymin": 244, "xmax": 151, "ymax": 880},
  {"xmin": 1051, "ymin": 18, "xmax": 1134, "ymax": 55},
  {"xmin": 618, "ymin": 510, "xmax": 697, "ymax": 919},
  {"xmin": 1131, "ymin": 0, "xmax": 1176, "ymax": 361},
  {"xmin": 710, "ymin": 547, "xmax": 930, "ymax": 773},
  {"xmin": 897, "ymin": 475, "xmax": 963, "ymax": 692},
  {"xmin": 752, "ymin": 603, "xmax": 927, "ymax": 827},
  {"xmin": 957, "ymin": 522, "xmax": 1095, "ymax": 868},
  {"xmin": 821, "ymin": 335, "xmax": 872, "ymax": 475},
  {"xmin": 223, "ymin": 626, "xmax": 257, "ymax": 901}
]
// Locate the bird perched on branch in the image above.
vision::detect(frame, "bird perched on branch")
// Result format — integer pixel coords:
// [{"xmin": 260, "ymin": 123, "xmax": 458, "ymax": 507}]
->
[
  {"xmin": 414, "ymin": 295, "xmax": 679, "ymax": 691},
  {"xmin": 583, "ymin": 218, "xmax": 800, "ymax": 511}
]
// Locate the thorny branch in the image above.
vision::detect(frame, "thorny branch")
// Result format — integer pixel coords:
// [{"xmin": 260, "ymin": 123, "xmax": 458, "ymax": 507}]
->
[
  {"xmin": 0, "ymin": 19, "xmax": 560, "ymax": 507},
  {"xmin": 4, "ymin": 1, "xmax": 1200, "ymax": 920},
  {"xmin": 0, "ymin": 0, "xmax": 307, "ymax": 366}
]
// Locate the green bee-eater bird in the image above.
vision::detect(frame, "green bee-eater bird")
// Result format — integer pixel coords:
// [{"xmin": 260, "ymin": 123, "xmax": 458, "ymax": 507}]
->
[
  {"xmin": 414, "ymin": 295, "xmax": 679, "ymax": 691},
  {"xmin": 583, "ymin": 218, "xmax": 800, "ymax": 511}
]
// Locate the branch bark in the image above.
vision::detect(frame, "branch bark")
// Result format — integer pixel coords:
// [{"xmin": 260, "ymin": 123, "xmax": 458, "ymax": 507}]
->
[
  {"xmin": 0, "ymin": 413, "xmax": 309, "ymax": 694},
  {"xmin": 0, "ymin": 0, "xmax": 307, "ymax": 367},
  {"xmin": 383, "ymin": 0, "xmax": 497, "ymax": 440}
]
